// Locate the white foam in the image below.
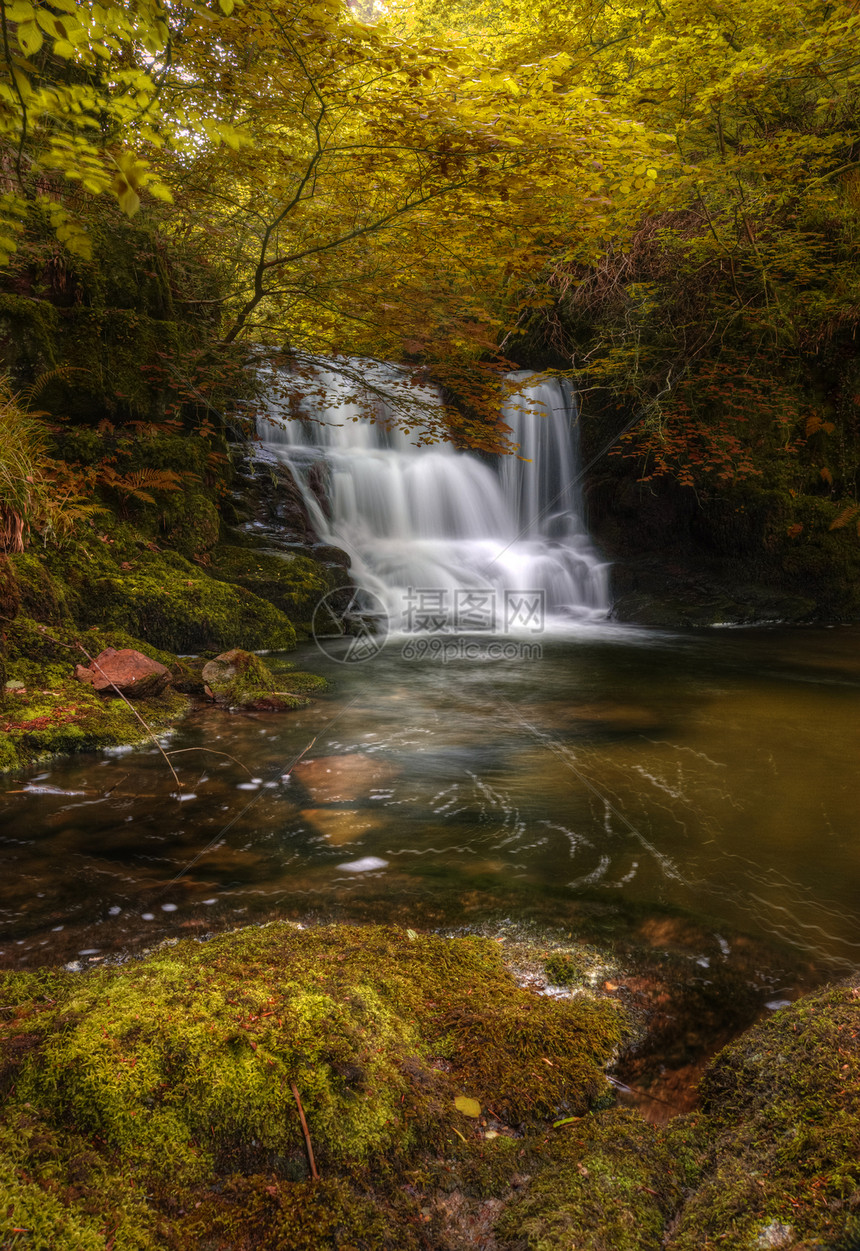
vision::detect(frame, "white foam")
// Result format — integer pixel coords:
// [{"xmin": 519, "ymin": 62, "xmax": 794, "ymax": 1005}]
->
[{"xmin": 337, "ymin": 856, "xmax": 389, "ymax": 873}]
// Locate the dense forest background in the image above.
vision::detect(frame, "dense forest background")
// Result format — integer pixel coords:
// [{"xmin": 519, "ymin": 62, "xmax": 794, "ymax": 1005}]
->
[{"xmin": 2, "ymin": 0, "xmax": 860, "ymax": 646}]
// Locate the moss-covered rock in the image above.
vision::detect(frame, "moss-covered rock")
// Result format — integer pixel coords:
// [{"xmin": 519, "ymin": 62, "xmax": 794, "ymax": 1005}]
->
[
  {"xmin": 0, "ymin": 923, "xmax": 625, "ymax": 1249},
  {"xmin": 208, "ymin": 544, "xmax": 333, "ymax": 625},
  {"xmin": 33, "ymin": 534, "xmax": 297, "ymax": 654},
  {"xmin": 201, "ymin": 648, "xmax": 314, "ymax": 711},
  {"xmin": 4, "ymin": 615, "xmax": 176, "ymax": 689},
  {"xmin": 495, "ymin": 977, "xmax": 860, "ymax": 1251},
  {"xmin": 496, "ymin": 1109, "xmax": 689, "ymax": 1250},
  {"xmin": 7, "ymin": 551, "xmax": 73, "ymax": 624},
  {"xmin": 665, "ymin": 981, "xmax": 860, "ymax": 1250},
  {"xmin": 0, "ymin": 677, "xmax": 188, "ymax": 773},
  {"xmin": 0, "ymin": 616, "xmax": 188, "ymax": 771}
]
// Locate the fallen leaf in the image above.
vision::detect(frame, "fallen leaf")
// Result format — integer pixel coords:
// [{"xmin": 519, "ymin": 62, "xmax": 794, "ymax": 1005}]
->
[{"xmin": 454, "ymin": 1095, "xmax": 481, "ymax": 1118}]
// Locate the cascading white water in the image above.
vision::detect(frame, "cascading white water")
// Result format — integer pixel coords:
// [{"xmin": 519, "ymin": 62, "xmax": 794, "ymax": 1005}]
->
[{"xmin": 258, "ymin": 360, "xmax": 610, "ymax": 629}]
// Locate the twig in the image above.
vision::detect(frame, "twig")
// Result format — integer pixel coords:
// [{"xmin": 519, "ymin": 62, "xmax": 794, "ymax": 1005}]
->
[
  {"xmin": 291, "ymin": 1083, "xmax": 319, "ymax": 1179},
  {"xmin": 166, "ymin": 747, "xmax": 254, "ymax": 777},
  {"xmin": 290, "ymin": 735, "xmax": 317, "ymax": 769}
]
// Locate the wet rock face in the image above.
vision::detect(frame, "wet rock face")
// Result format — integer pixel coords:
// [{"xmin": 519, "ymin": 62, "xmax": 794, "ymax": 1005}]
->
[
  {"xmin": 227, "ymin": 451, "xmax": 320, "ymax": 547},
  {"xmin": 74, "ymin": 646, "xmax": 171, "ymax": 698}
]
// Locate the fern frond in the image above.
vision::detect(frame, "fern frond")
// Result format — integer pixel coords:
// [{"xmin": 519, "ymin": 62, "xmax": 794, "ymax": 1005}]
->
[{"xmin": 829, "ymin": 504, "xmax": 860, "ymax": 532}]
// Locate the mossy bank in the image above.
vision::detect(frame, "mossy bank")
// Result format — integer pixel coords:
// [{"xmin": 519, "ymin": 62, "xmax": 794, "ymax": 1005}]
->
[
  {"xmin": 1, "ymin": 922, "xmax": 858, "ymax": 1250},
  {"xmin": 0, "ymin": 205, "xmax": 341, "ymax": 772}
]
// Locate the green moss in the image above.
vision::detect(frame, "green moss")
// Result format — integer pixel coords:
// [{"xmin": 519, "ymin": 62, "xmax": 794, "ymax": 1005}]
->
[
  {"xmin": 665, "ymin": 984, "xmax": 860, "ymax": 1250},
  {"xmin": 0, "ymin": 735, "xmax": 18, "ymax": 770},
  {"xmin": 0, "ymin": 1117, "xmax": 159, "ymax": 1251},
  {"xmin": 496, "ymin": 1110, "xmax": 684, "ymax": 1251},
  {"xmin": 543, "ymin": 950, "xmax": 588, "ymax": 987},
  {"xmin": 1, "ymin": 612, "xmax": 188, "ymax": 772},
  {"xmin": 209, "ymin": 544, "xmax": 333, "ymax": 624},
  {"xmin": 0, "ymin": 292, "xmax": 61, "ymax": 376},
  {"xmin": 0, "ymin": 553, "xmax": 20, "ymax": 621},
  {"xmin": 7, "ymin": 552, "xmax": 73, "ymax": 624},
  {"xmin": 0, "ymin": 678, "xmax": 188, "ymax": 772},
  {"xmin": 5, "ymin": 615, "xmax": 175, "ymax": 689},
  {"xmin": 158, "ymin": 488, "xmax": 221, "ymax": 558},
  {"xmin": 274, "ymin": 668, "xmax": 329, "ymax": 696},
  {"xmin": 5, "ymin": 927, "xmax": 858, "ymax": 1249},
  {"xmin": 39, "ymin": 536, "xmax": 297, "ymax": 654},
  {"xmin": 497, "ymin": 979, "xmax": 860, "ymax": 1251},
  {"xmin": 201, "ymin": 650, "xmax": 326, "ymax": 710},
  {"xmin": 0, "ymin": 924, "xmax": 624, "ymax": 1248}
]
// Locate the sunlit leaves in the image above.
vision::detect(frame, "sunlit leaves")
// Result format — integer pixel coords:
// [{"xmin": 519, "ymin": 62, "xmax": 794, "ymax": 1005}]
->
[{"xmin": 0, "ymin": 0, "xmax": 231, "ymax": 253}]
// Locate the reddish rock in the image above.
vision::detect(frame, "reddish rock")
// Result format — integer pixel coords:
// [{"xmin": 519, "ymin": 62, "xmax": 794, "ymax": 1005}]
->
[
  {"xmin": 292, "ymin": 753, "xmax": 400, "ymax": 803},
  {"xmin": 75, "ymin": 648, "xmax": 170, "ymax": 698}
]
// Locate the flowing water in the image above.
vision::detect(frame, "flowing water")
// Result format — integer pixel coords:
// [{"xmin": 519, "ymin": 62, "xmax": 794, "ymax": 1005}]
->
[
  {"xmin": 3, "ymin": 626, "xmax": 859, "ymax": 978},
  {"xmin": 2, "ymin": 364, "xmax": 859, "ymax": 1109},
  {"xmin": 259, "ymin": 362, "xmax": 609, "ymax": 626}
]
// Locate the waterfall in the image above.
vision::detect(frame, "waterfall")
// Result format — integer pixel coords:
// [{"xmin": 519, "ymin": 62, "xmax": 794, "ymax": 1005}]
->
[{"xmin": 258, "ymin": 359, "xmax": 610, "ymax": 630}]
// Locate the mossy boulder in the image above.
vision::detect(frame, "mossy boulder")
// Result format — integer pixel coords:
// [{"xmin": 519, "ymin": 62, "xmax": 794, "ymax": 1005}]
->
[
  {"xmin": 0, "ymin": 923, "xmax": 625, "ymax": 1249},
  {"xmin": 208, "ymin": 544, "xmax": 333, "ymax": 625},
  {"xmin": 202, "ymin": 648, "xmax": 311, "ymax": 711},
  {"xmin": 496, "ymin": 978, "xmax": 860, "ymax": 1250},
  {"xmin": 33, "ymin": 535, "xmax": 297, "ymax": 654},
  {"xmin": 4, "ymin": 616, "xmax": 176, "ymax": 690},
  {"xmin": 664, "ymin": 981, "xmax": 860, "ymax": 1250},
  {"xmin": 7, "ymin": 551, "xmax": 72, "ymax": 624},
  {"xmin": 0, "ymin": 677, "xmax": 188, "ymax": 773},
  {"xmin": 496, "ymin": 1108, "xmax": 689, "ymax": 1250},
  {"xmin": 0, "ymin": 616, "xmax": 187, "ymax": 771}
]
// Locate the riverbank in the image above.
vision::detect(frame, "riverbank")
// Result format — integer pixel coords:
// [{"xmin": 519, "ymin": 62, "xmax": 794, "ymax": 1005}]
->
[{"xmin": 1, "ymin": 920, "xmax": 857, "ymax": 1250}]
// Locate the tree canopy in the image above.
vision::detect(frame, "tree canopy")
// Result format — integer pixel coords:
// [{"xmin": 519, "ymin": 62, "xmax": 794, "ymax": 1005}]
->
[{"xmin": 1, "ymin": 0, "xmax": 859, "ymax": 467}]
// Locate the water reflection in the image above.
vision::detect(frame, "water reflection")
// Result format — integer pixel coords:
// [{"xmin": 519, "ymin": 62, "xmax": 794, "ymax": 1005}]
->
[{"xmin": 1, "ymin": 625, "xmax": 859, "ymax": 978}]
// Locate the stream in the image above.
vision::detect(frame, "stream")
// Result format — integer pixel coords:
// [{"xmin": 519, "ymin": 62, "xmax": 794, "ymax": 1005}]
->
[
  {"xmin": 3, "ymin": 624, "xmax": 858, "ymax": 980},
  {"xmin": 3, "ymin": 360, "xmax": 859, "ymax": 1115}
]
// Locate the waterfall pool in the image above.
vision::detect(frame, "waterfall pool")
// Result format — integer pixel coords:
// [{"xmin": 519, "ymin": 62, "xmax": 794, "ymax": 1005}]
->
[
  {"xmin": 3, "ymin": 624, "xmax": 858, "ymax": 978},
  {"xmin": 4, "ymin": 362, "xmax": 858, "ymax": 1110}
]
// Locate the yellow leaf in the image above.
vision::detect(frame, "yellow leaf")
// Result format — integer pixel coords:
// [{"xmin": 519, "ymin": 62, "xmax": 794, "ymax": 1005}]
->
[
  {"xmin": 219, "ymin": 0, "xmax": 235, "ymax": 12},
  {"xmin": 5, "ymin": 0, "xmax": 35, "ymax": 20},
  {"xmin": 115, "ymin": 179, "xmax": 141, "ymax": 216},
  {"xmin": 454, "ymin": 1096, "xmax": 481, "ymax": 1118},
  {"xmin": 52, "ymin": 38, "xmax": 76, "ymax": 57},
  {"xmin": 17, "ymin": 21, "xmax": 43, "ymax": 56}
]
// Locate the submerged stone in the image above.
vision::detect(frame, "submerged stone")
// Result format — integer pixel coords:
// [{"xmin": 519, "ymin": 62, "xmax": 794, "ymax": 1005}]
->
[
  {"xmin": 292, "ymin": 752, "xmax": 401, "ymax": 803},
  {"xmin": 300, "ymin": 807, "xmax": 388, "ymax": 845}
]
